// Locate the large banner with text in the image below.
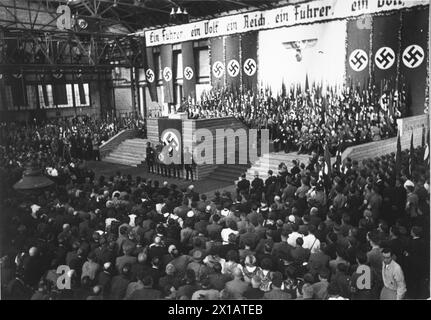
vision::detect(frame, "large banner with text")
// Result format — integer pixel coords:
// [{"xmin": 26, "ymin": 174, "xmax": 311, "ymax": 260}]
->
[{"xmin": 143, "ymin": 0, "xmax": 428, "ymax": 46}]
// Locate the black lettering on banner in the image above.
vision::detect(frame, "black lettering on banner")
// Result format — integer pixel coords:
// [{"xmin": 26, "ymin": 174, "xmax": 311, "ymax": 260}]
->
[{"xmin": 378, "ymin": 0, "xmax": 404, "ymax": 8}]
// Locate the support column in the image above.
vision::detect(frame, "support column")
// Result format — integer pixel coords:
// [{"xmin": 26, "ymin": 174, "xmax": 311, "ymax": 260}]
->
[
  {"xmin": 0, "ymin": 29, "xmax": 6, "ymax": 111},
  {"xmin": 428, "ymin": 2, "xmax": 431, "ymax": 299}
]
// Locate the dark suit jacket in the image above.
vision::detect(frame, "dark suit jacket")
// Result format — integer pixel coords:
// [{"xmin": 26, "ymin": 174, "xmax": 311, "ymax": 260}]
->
[
  {"xmin": 237, "ymin": 179, "xmax": 250, "ymax": 193},
  {"xmin": 109, "ymin": 275, "xmax": 130, "ymax": 300},
  {"xmin": 126, "ymin": 287, "xmax": 162, "ymax": 300},
  {"xmin": 264, "ymin": 288, "xmax": 292, "ymax": 300},
  {"xmin": 290, "ymin": 247, "xmax": 310, "ymax": 264}
]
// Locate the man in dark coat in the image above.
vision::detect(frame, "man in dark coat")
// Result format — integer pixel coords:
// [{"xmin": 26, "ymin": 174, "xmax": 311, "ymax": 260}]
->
[
  {"xmin": 125, "ymin": 275, "xmax": 162, "ymax": 300},
  {"xmin": 237, "ymin": 173, "xmax": 250, "ymax": 196},
  {"xmin": 251, "ymin": 172, "xmax": 265, "ymax": 201}
]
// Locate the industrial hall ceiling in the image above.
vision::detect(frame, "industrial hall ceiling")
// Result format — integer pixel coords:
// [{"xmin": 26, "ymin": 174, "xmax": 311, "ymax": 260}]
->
[
  {"xmin": 0, "ymin": 0, "xmax": 290, "ymax": 72},
  {"xmin": 26, "ymin": 0, "xmax": 285, "ymax": 32}
]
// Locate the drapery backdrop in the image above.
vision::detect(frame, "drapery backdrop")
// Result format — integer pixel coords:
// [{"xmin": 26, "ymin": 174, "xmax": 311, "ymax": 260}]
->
[{"xmin": 258, "ymin": 20, "xmax": 347, "ymax": 94}]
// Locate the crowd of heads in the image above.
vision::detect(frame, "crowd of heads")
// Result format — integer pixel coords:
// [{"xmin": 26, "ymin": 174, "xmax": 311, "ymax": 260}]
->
[
  {"xmin": 0, "ymin": 122, "xmax": 429, "ymax": 299},
  {"xmin": 0, "ymin": 114, "xmax": 144, "ymax": 193},
  {"xmin": 0, "ymin": 80, "xmax": 428, "ymax": 300},
  {"xmin": 183, "ymin": 83, "xmax": 405, "ymax": 154}
]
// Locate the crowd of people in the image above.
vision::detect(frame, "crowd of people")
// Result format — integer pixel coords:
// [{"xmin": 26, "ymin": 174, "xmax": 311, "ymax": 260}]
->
[
  {"xmin": 0, "ymin": 125, "xmax": 429, "ymax": 299},
  {"xmin": 183, "ymin": 82, "xmax": 404, "ymax": 155},
  {"xmin": 0, "ymin": 79, "xmax": 429, "ymax": 300},
  {"xmin": 0, "ymin": 114, "xmax": 145, "ymax": 201}
]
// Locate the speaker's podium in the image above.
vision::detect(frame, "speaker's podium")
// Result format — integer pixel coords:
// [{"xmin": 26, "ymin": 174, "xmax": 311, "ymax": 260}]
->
[
  {"xmin": 168, "ymin": 112, "xmax": 188, "ymax": 120},
  {"xmin": 146, "ymin": 115, "xmax": 252, "ymax": 181}
]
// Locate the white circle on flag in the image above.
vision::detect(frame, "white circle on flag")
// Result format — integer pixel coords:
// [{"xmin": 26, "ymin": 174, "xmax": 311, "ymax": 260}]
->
[
  {"xmin": 163, "ymin": 67, "xmax": 172, "ymax": 82},
  {"xmin": 212, "ymin": 61, "xmax": 225, "ymax": 78},
  {"xmin": 349, "ymin": 49, "xmax": 368, "ymax": 72},
  {"xmin": 146, "ymin": 69, "xmax": 155, "ymax": 83},
  {"xmin": 227, "ymin": 59, "xmax": 240, "ymax": 77},
  {"xmin": 243, "ymin": 58, "xmax": 257, "ymax": 76},
  {"xmin": 375, "ymin": 47, "xmax": 395, "ymax": 70},
  {"xmin": 162, "ymin": 130, "xmax": 180, "ymax": 152},
  {"xmin": 402, "ymin": 44, "xmax": 424, "ymax": 69},
  {"xmin": 183, "ymin": 66, "xmax": 194, "ymax": 80}
]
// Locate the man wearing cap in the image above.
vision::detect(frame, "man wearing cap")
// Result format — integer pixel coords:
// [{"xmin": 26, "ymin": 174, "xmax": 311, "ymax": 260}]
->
[
  {"xmin": 251, "ymin": 172, "xmax": 264, "ymax": 201},
  {"xmin": 146, "ymin": 141, "xmax": 155, "ymax": 173},
  {"xmin": 164, "ymin": 245, "xmax": 193, "ymax": 277},
  {"xmin": 237, "ymin": 173, "xmax": 250, "ymax": 196},
  {"xmin": 187, "ymin": 250, "xmax": 210, "ymax": 281},
  {"xmin": 264, "ymin": 170, "xmax": 277, "ymax": 203}
]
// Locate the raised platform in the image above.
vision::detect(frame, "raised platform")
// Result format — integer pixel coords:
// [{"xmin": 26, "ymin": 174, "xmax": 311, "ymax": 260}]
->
[
  {"xmin": 103, "ymin": 138, "xmax": 149, "ymax": 167},
  {"xmin": 343, "ymin": 114, "xmax": 429, "ymax": 162},
  {"xmin": 146, "ymin": 116, "xmax": 253, "ymax": 181},
  {"xmin": 236, "ymin": 152, "xmax": 313, "ymax": 183}
]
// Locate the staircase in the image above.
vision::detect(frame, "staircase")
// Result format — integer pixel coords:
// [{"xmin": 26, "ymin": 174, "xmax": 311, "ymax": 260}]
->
[
  {"xmin": 237, "ymin": 152, "xmax": 312, "ymax": 182},
  {"xmin": 103, "ymin": 138, "xmax": 149, "ymax": 166},
  {"xmin": 207, "ymin": 164, "xmax": 251, "ymax": 183}
]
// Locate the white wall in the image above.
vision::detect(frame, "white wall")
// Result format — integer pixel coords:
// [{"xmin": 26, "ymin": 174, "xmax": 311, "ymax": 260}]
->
[{"xmin": 258, "ymin": 20, "xmax": 347, "ymax": 93}]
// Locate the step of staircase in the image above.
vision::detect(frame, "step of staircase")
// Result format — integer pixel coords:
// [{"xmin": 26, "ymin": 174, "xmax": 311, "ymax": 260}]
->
[
  {"xmin": 236, "ymin": 152, "xmax": 313, "ymax": 183},
  {"xmin": 102, "ymin": 138, "xmax": 149, "ymax": 167},
  {"xmin": 207, "ymin": 164, "xmax": 250, "ymax": 183}
]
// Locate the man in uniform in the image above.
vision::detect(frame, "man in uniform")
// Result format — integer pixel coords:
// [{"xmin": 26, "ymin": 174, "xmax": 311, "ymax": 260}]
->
[
  {"xmin": 146, "ymin": 142, "xmax": 155, "ymax": 174},
  {"xmin": 155, "ymin": 139, "xmax": 165, "ymax": 176},
  {"xmin": 237, "ymin": 173, "xmax": 250, "ymax": 196},
  {"xmin": 184, "ymin": 147, "xmax": 194, "ymax": 181},
  {"xmin": 251, "ymin": 172, "xmax": 264, "ymax": 201}
]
